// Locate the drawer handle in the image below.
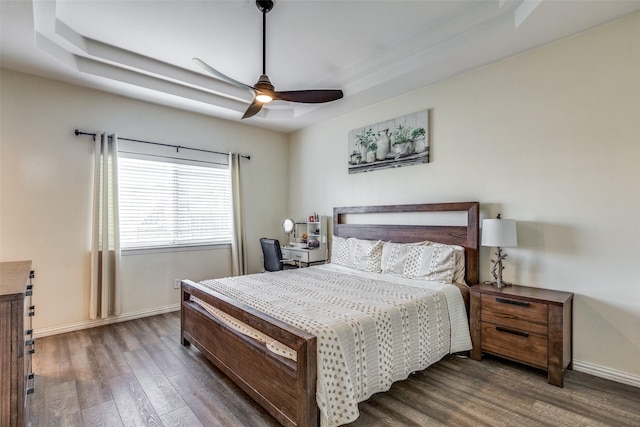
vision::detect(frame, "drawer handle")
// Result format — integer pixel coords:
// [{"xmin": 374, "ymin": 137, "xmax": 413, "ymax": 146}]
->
[
  {"xmin": 25, "ymin": 339, "xmax": 35, "ymax": 346},
  {"xmin": 495, "ymin": 297, "xmax": 529, "ymax": 307},
  {"xmin": 28, "ymin": 348, "xmax": 35, "ymax": 355},
  {"xmin": 26, "ymin": 329, "xmax": 33, "ymax": 336},
  {"xmin": 495, "ymin": 326, "xmax": 529, "ymax": 337},
  {"xmin": 26, "ymin": 371, "xmax": 36, "ymax": 394}
]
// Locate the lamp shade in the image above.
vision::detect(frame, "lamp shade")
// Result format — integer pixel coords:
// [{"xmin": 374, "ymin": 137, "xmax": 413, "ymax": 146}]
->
[{"xmin": 482, "ymin": 218, "xmax": 517, "ymax": 248}]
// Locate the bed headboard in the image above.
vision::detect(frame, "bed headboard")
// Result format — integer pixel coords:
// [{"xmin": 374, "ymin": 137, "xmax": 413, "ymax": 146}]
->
[{"xmin": 333, "ymin": 202, "xmax": 479, "ymax": 285}]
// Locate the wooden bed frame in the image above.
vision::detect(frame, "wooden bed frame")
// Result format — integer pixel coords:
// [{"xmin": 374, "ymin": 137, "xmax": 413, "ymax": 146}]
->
[{"xmin": 181, "ymin": 201, "xmax": 479, "ymax": 427}]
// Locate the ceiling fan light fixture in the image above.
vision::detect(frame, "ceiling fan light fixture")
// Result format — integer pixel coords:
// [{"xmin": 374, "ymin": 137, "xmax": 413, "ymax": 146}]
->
[
  {"xmin": 256, "ymin": 93, "xmax": 273, "ymax": 103},
  {"xmin": 254, "ymin": 74, "xmax": 275, "ymax": 103}
]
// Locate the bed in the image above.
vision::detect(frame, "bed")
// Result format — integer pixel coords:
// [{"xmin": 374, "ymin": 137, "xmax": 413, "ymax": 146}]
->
[{"xmin": 181, "ymin": 202, "xmax": 479, "ymax": 427}]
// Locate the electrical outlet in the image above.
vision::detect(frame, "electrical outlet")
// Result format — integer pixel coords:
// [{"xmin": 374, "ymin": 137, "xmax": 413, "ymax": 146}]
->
[{"xmin": 173, "ymin": 279, "xmax": 181, "ymax": 289}]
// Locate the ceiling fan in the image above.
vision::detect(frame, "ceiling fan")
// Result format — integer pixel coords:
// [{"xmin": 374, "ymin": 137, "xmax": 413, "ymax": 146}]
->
[{"xmin": 194, "ymin": 0, "xmax": 344, "ymax": 119}]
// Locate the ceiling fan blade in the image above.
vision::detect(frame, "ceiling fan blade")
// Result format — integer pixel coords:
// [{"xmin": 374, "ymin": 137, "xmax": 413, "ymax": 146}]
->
[
  {"xmin": 273, "ymin": 90, "xmax": 344, "ymax": 104},
  {"xmin": 242, "ymin": 99, "xmax": 264, "ymax": 119},
  {"xmin": 193, "ymin": 58, "xmax": 255, "ymax": 95}
]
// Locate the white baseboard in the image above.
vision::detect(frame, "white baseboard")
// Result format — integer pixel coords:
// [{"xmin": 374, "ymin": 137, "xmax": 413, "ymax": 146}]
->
[
  {"xmin": 33, "ymin": 303, "xmax": 180, "ymax": 339},
  {"xmin": 573, "ymin": 360, "xmax": 640, "ymax": 388}
]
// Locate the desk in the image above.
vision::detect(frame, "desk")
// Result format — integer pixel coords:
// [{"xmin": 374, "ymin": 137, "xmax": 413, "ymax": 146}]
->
[{"xmin": 281, "ymin": 246, "xmax": 327, "ymax": 266}]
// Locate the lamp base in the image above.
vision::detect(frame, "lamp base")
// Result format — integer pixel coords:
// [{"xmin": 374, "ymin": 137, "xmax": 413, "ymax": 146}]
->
[
  {"xmin": 484, "ymin": 280, "xmax": 512, "ymax": 289},
  {"xmin": 487, "ymin": 247, "xmax": 512, "ymax": 289}
]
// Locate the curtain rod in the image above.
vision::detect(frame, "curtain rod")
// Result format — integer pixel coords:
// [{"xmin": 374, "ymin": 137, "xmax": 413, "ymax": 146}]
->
[{"xmin": 74, "ymin": 129, "xmax": 250, "ymax": 160}]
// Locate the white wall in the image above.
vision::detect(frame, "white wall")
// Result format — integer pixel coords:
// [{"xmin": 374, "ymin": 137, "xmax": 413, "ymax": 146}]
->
[
  {"xmin": 1, "ymin": 11, "xmax": 638, "ymax": 387},
  {"xmin": 289, "ymin": 13, "xmax": 640, "ymax": 384},
  {"xmin": 0, "ymin": 70, "xmax": 290, "ymax": 335}
]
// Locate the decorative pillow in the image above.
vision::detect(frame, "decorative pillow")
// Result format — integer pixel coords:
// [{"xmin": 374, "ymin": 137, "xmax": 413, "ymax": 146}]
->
[
  {"xmin": 420, "ymin": 241, "xmax": 466, "ymax": 284},
  {"xmin": 381, "ymin": 242, "xmax": 458, "ymax": 283},
  {"xmin": 330, "ymin": 236, "xmax": 383, "ymax": 272},
  {"xmin": 406, "ymin": 240, "xmax": 467, "ymax": 284},
  {"xmin": 330, "ymin": 236, "xmax": 350, "ymax": 265},
  {"xmin": 450, "ymin": 245, "xmax": 466, "ymax": 284}
]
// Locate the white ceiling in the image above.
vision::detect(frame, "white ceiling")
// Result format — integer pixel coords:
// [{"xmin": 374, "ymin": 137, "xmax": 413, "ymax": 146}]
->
[{"xmin": 2, "ymin": 0, "xmax": 639, "ymax": 133}]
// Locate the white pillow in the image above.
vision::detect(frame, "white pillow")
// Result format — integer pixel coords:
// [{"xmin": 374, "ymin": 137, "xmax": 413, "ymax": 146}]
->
[
  {"xmin": 450, "ymin": 245, "xmax": 466, "ymax": 284},
  {"xmin": 330, "ymin": 236, "xmax": 349, "ymax": 265},
  {"xmin": 330, "ymin": 236, "xmax": 383, "ymax": 272},
  {"xmin": 381, "ymin": 241, "xmax": 458, "ymax": 283},
  {"xmin": 423, "ymin": 241, "xmax": 466, "ymax": 284}
]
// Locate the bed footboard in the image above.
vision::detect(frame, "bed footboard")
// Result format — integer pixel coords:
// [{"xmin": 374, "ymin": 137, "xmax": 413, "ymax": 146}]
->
[{"xmin": 181, "ymin": 280, "xmax": 318, "ymax": 427}]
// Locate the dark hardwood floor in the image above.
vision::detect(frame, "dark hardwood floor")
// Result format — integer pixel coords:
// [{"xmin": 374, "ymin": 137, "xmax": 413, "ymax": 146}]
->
[{"xmin": 28, "ymin": 311, "xmax": 640, "ymax": 426}]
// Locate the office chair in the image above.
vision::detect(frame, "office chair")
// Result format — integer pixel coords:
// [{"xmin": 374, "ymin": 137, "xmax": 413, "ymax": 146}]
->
[{"xmin": 260, "ymin": 238, "xmax": 298, "ymax": 272}]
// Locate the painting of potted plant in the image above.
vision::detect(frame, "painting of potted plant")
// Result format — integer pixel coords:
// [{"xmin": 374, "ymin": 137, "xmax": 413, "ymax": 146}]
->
[
  {"xmin": 391, "ymin": 121, "xmax": 414, "ymax": 157},
  {"xmin": 412, "ymin": 127, "xmax": 427, "ymax": 152},
  {"xmin": 348, "ymin": 109, "xmax": 429, "ymax": 174},
  {"xmin": 352, "ymin": 127, "xmax": 376, "ymax": 163},
  {"xmin": 350, "ymin": 149, "xmax": 362, "ymax": 164},
  {"xmin": 365, "ymin": 141, "xmax": 378, "ymax": 162}
]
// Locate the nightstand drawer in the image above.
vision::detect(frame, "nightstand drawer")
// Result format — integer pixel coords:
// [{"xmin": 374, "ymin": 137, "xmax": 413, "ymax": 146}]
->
[
  {"xmin": 481, "ymin": 323, "xmax": 548, "ymax": 368},
  {"xmin": 481, "ymin": 294, "xmax": 547, "ymax": 335}
]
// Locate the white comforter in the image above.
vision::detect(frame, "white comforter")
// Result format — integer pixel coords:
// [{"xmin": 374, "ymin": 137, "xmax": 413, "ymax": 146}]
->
[{"xmin": 198, "ymin": 264, "xmax": 471, "ymax": 427}]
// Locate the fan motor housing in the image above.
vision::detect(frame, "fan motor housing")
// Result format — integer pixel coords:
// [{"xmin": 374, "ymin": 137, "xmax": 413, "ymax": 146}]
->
[{"xmin": 256, "ymin": 0, "xmax": 273, "ymax": 14}]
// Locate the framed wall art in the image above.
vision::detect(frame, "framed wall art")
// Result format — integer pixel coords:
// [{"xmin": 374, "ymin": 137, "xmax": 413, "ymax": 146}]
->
[{"xmin": 348, "ymin": 109, "xmax": 430, "ymax": 174}]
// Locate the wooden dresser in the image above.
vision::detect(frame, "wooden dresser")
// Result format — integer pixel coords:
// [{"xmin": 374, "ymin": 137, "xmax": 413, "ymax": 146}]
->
[
  {"xmin": 1, "ymin": 261, "xmax": 35, "ymax": 426},
  {"xmin": 470, "ymin": 283, "xmax": 573, "ymax": 387}
]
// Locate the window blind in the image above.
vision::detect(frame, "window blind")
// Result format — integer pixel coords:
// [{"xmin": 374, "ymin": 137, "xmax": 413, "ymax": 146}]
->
[{"xmin": 118, "ymin": 155, "xmax": 232, "ymax": 249}]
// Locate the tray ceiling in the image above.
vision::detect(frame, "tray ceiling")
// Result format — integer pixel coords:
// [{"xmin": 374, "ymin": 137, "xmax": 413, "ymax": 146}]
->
[{"xmin": 2, "ymin": 0, "xmax": 639, "ymax": 132}]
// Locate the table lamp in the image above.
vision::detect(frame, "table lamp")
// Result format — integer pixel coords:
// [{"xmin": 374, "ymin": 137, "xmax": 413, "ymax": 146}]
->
[{"xmin": 482, "ymin": 214, "xmax": 517, "ymax": 288}]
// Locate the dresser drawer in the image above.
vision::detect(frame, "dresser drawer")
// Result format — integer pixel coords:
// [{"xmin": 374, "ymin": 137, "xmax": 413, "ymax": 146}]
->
[
  {"xmin": 1, "ymin": 261, "xmax": 33, "ymax": 426},
  {"xmin": 481, "ymin": 293, "xmax": 547, "ymax": 334},
  {"xmin": 24, "ymin": 283, "xmax": 35, "ymax": 401},
  {"xmin": 481, "ymin": 322, "xmax": 548, "ymax": 368}
]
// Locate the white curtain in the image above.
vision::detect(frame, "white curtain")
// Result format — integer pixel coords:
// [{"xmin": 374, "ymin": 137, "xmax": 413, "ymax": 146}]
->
[
  {"xmin": 90, "ymin": 132, "xmax": 122, "ymax": 319},
  {"xmin": 230, "ymin": 153, "xmax": 247, "ymax": 276}
]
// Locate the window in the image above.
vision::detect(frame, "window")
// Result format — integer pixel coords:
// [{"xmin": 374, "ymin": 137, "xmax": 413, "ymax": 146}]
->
[{"xmin": 118, "ymin": 155, "xmax": 232, "ymax": 250}]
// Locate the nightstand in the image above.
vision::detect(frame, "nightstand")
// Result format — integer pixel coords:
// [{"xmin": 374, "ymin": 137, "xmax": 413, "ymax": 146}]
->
[{"xmin": 470, "ymin": 283, "xmax": 573, "ymax": 387}]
